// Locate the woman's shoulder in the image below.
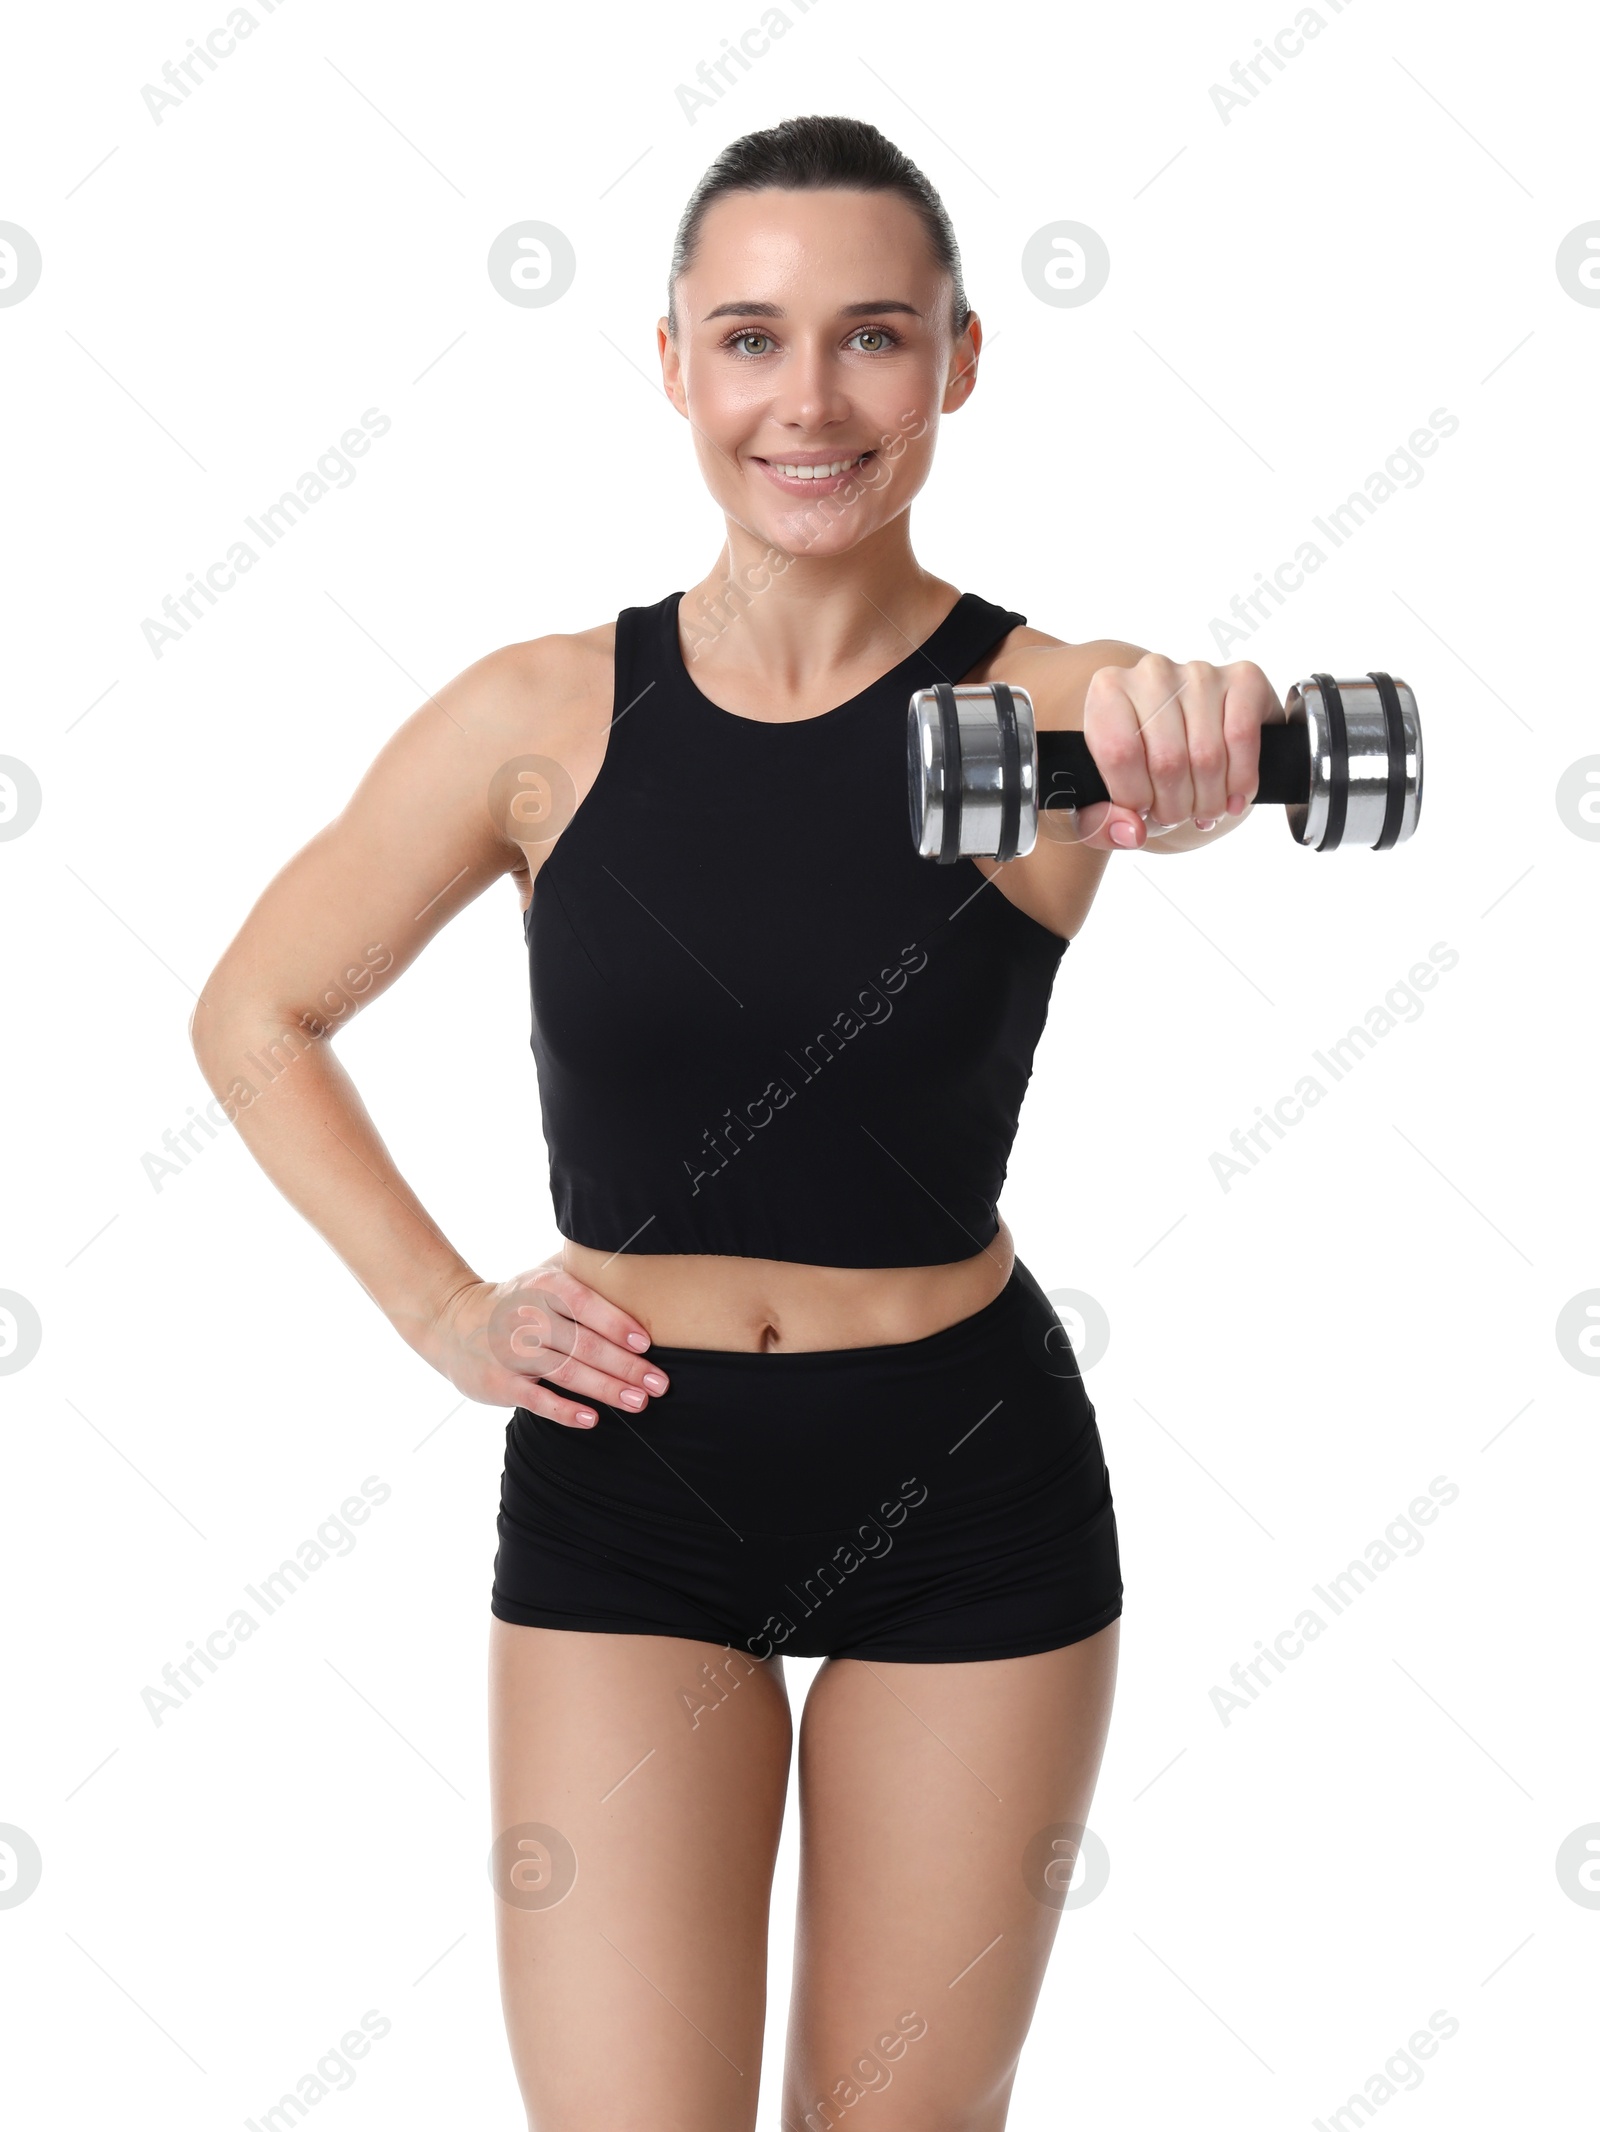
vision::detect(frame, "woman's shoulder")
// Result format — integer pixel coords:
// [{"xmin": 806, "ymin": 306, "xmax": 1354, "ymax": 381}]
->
[
  {"xmin": 402, "ymin": 621, "xmax": 620, "ymax": 900},
  {"xmin": 436, "ymin": 619, "xmax": 619, "ymax": 766},
  {"xmin": 480, "ymin": 617, "xmax": 617, "ymax": 707}
]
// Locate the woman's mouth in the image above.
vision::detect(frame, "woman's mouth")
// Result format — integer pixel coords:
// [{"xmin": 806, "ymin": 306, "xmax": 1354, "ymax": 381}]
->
[{"xmin": 752, "ymin": 450, "xmax": 876, "ymax": 494}]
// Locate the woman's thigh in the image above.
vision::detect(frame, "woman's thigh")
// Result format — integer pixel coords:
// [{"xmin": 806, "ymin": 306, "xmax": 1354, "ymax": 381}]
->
[
  {"xmin": 781, "ymin": 1622, "xmax": 1119, "ymax": 2132},
  {"xmin": 489, "ymin": 1619, "xmax": 793, "ymax": 2132}
]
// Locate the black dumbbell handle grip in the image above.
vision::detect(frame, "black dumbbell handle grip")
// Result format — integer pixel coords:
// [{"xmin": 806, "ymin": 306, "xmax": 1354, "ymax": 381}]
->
[{"xmin": 1039, "ymin": 721, "xmax": 1311, "ymax": 811}]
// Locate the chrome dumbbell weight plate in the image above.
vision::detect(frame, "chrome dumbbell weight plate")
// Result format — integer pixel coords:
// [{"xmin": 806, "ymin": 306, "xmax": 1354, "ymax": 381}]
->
[
  {"xmin": 907, "ymin": 680, "xmax": 1040, "ymax": 863},
  {"xmin": 907, "ymin": 672, "xmax": 1423, "ymax": 859},
  {"xmin": 1282, "ymin": 674, "xmax": 1422, "ymax": 851}
]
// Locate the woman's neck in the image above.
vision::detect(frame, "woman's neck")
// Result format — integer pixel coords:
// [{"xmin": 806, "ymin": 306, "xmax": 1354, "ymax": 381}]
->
[{"xmin": 679, "ymin": 526, "xmax": 959, "ymax": 715}]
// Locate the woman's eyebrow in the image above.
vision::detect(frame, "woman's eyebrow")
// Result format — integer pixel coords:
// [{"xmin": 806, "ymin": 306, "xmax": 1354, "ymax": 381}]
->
[{"xmin": 700, "ymin": 298, "xmax": 924, "ymax": 321}]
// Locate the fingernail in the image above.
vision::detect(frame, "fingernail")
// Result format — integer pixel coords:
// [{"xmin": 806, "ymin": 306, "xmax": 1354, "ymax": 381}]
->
[
  {"xmin": 620, "ymin": 1388, "xmax": 646, "ymax": 1410},
  {"xmin": 642, "ymin": 1371, "xmax": 668, "ymax": 1393},
  {"xmin": 626, "ymin": 1332, "xmax": 650, "ymax": 1350},
  {"xmin": 1109, "ymin": 821, "xmax": 1139, "ymax": 847},
  {"xmin": 1195, "ymin": 816, "xmax": 1217, "ymax": 831},
  {"xmin": 576, "ymin": 1410, "xmax": 597, "ymax": 1425}
]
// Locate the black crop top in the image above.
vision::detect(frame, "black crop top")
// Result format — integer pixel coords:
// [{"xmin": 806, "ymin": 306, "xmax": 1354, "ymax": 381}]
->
[{"xmin": 524, "ymin": 588, "xmax": 1068, "ymax": 1267}]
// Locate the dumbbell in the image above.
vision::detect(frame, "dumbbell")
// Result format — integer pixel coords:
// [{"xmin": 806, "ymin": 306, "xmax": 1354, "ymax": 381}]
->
[{"xmin": 908, "ymin": 673, "xmax": 1423, "ymax": 860}]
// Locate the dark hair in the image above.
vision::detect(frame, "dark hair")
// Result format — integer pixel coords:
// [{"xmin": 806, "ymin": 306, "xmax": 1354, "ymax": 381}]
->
[{"xmin": 666, "ymin": 114, "xmax": 970, "ymax": 342}]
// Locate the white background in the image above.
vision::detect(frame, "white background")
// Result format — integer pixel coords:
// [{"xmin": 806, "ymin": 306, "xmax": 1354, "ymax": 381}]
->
[{"xmin": 2, "ymin": 0, "xmax": 1596, "ymax": 2125}]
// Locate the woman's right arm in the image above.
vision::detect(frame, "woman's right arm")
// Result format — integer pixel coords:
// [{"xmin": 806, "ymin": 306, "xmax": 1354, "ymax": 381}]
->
[{"xmin": 188, "ymin": 631, "xmax": 667, "ymax": 1429}]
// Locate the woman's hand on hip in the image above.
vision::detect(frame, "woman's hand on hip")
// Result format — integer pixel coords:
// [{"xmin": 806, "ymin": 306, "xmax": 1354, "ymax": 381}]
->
[
  {"xmin": 420, "ymin": 1263, "xmax": 668, "ymax": 1427},
  {"xmin": 1073, "ymin": 653, "xmax": 1284, "ymax": 851}
]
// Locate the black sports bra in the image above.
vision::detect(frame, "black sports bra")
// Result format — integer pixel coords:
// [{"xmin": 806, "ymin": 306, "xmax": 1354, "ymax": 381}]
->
[{"xmin": 524, "ymin": 588, "xmax": 1068, "ymax": 1268}]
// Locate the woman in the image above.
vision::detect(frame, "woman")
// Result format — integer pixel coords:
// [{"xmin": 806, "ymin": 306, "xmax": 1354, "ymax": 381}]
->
[{"xmin": 194, "ymin": 114, "xmax": 1277, "ymax": 2132}]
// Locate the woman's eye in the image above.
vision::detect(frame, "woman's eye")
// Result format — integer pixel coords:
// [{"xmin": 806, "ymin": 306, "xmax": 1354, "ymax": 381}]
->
[
  {"xmin": 731, "ymin": 332, "xmax": 773, "ymax": 355},
  {"xmin": 852, "ymin": 328, "xmax": 892, "ymax": 352}
]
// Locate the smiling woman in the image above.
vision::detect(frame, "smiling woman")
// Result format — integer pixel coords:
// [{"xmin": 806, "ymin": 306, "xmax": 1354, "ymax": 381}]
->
[
  {"xmin": 192, "ymin": 108, "xmax": 1288, "ymax": 2132},
  {"xmin": 679, "ymin": 402, "xmax": 929, "ymax": 659}
]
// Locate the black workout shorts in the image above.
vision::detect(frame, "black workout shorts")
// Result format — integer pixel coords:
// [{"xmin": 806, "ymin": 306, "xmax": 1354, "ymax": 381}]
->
[{"xmin": 489, "ymin": 1257, "xmax": 1122, "ymax": 1664}]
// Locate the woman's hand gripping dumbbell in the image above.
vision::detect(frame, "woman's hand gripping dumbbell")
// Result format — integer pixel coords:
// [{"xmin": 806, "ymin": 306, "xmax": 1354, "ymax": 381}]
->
[{"xmin": 908, "ymin": 658, "xmax": 1423, "ymax": 861}]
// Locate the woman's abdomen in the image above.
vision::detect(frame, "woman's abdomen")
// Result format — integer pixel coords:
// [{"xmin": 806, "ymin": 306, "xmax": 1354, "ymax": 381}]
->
[{"xmin": 560, "ymin": 1218, "xmax": 1016, "ymax": 1353}]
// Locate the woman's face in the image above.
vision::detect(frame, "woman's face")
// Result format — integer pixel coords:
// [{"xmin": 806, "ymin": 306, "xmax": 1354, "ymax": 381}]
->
[{"xmin": 659, "ymin": 186, "xmax": 978, "ymax": 560}]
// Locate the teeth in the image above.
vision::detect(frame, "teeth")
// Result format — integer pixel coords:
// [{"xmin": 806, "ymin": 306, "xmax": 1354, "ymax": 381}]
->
[{"xmin": 769, "ymin": 454, "xmax": 867, "ymax": 480}]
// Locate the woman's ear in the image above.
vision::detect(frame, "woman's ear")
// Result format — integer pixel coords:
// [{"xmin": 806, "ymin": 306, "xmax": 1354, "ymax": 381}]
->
[
  {"xmin": 657, "ymin": 320, "xmax": 688, "ymax": 416},
  {"xmin": 943, "ymin": 314, "xmax": 982, "ymax": 411}
]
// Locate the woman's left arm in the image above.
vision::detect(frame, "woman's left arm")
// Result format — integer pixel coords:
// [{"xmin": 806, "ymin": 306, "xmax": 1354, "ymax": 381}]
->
[
  {"xmin": 967, "ymin": 636, "xmax": 1284, "ymax": 938},
  {"xmin": 1078, "ymin": 646, "xmax": 1284, "ymax": 855}
]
